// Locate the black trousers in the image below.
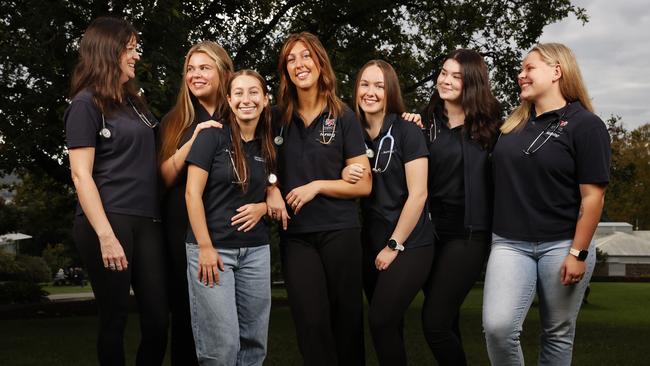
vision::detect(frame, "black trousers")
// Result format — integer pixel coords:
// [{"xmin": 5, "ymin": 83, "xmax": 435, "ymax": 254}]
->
[
  {"xmin": 162, "ymin": 209, "xmax": 198, "ymax": 365},
  {"xmin": 281, "ymin": 229, "xmax": 365, "ymax": 366},
  {"xmin": 421, "ymin": 231, "xmax": 490, "ymax": 366},
  {"xmin": 74, "ymin": 213, "xmax": 169, "ymax": 366},
  {"xmin": 363, "ymin": 244, "xmax": 434, "ymax": 366}
]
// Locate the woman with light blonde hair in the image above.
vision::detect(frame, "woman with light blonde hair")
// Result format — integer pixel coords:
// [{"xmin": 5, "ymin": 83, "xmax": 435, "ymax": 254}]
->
[
  {"xmin": 158, "ymin": 40, "xmax": 233, "ymax": 365},
  {"xmin": 482, "ymin": 43, "xmax": 610, "ymax": 365}
]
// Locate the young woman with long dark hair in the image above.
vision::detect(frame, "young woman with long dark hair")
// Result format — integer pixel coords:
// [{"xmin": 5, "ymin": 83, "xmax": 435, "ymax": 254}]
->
[
  {"xmin": 185, "ymin": 69, "xmax": 279, "ymax": 365},
  {"xmin": 65, "ymin": 16, "xmax": 168, "ymax": 365},
  {"xmin": 158, "ymin": 41, "xmax": 233, "ymax": 365},
  {"xmin": 420, "ymin": 49, "xmax": 501, "ymax": 366}
]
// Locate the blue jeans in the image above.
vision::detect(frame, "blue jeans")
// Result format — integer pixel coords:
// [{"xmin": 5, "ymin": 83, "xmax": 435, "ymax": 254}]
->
[
  {"xmin": 482, "ymin": 234, "xmax": 595, "ymax": 366},
  {"xmin": 186, "ymin": 244, "xmax": 271, "ymax": 366}
]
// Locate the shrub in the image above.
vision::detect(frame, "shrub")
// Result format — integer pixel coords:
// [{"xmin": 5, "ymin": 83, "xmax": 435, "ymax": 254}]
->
[
  {"xmin": 0, "ymin": 281, "xmax": 47, "ymax": 304},
  {"xmin": 0, "ymin": 252, "xmax": 51, "ymax": 283}
]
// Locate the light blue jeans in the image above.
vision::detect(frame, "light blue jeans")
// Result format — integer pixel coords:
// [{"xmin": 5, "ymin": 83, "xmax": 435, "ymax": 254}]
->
[
  {"xmin": 186, "ymin": 244, "xmax": 271, "ymax": 366},
  {"xmin": 482, "ymin": 234, "xmax": 595, "ymax": 366}
]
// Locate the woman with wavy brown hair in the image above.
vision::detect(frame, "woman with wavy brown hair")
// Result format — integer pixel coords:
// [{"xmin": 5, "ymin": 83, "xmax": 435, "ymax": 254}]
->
[
  {"xmin": 271, "ymin": 32, "xmax": 372, "ymax": 366},
  {"xmin": 420, "ymin": 49, "xmax": 501, "ymax": 366},
  {"xmin": 65, "ymin": 16, "xmax": 168, "ymax": 365},
  {"xmin": 158, "ymin": 41, "xmax": 233, "ymax": 365}
]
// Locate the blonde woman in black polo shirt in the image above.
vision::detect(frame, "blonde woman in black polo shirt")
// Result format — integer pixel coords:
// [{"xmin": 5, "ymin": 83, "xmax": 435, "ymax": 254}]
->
[
  {"xmin": 65, "ymin": 17, "xmax": 168, "ymax": 365},
  {"xmin": 158, "ymin": 41, "xmax": 233, "ymax": 365},
  {"xmin": 483, "ymin": 43, "xmax": 610, "ymax": 365},
  {"xmin": 272, "ymin": 32, "xmax": 372, "ymax": 366}
]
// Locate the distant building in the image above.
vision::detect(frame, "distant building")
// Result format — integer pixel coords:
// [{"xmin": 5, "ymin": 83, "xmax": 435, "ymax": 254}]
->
[
  {"xmin": 0, "ymin": 233, "xmax": 32, "ymax": 256},
  {"xmin": 594, "ymin": 222, "xmax": 650, "ymax": 278}
]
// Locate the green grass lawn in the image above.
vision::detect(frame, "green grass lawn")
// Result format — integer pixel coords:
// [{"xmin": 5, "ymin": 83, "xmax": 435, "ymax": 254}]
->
[
  {"xmin": 42, "ymin": 284, "xmax": 93, "ymax": 295},
  {"xmin": 2, "ymin": 283, "xmax": 649, "ymax": 365}
]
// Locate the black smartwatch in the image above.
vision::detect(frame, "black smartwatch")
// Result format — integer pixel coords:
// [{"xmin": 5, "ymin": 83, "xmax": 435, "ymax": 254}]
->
[
  {"xmin": 569, "ymin": 248, "xmax": 588, "ymax": 261},
  {"xmin": 387, "ymin": 239, "xmax": 405, "ymax": 252}
]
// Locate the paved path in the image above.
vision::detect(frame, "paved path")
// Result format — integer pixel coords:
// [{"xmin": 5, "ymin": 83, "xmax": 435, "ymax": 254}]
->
[{"xmin": 47, "ymin": 290, "xmax": 134, "ymax": 302}]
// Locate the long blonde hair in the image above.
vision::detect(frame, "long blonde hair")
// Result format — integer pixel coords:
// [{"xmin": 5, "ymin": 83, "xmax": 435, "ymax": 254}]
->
[
  {"xmin": 277, "ymin": 32, "xmax": 344, "ymax": 126},
  {"xmin": 501, "ymin": 43, "xmax": 593, "ymax": 134},
  {"xmin": 159, "ymin": 41, "xmax": 234, "ymax": 162}
]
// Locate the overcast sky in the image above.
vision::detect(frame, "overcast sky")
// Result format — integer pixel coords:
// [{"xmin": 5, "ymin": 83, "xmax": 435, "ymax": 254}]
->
[{"xmin": 539, "ymin": 0, "xmax": 650, "ymax": 130}]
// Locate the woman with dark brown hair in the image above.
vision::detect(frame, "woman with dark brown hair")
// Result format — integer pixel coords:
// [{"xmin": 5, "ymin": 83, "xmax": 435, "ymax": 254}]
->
[
  {"xmin": 64, "ymin": 16, "xmax": 168, "ymax": 365},
  {"xmin": 184, "ymin": 69, "xmax": 279, "ymax": 365},
  {"xmin": 272, "ymin": 32, "xmax": 372, "ymax": 365},
  {"xmin": 158, "ymin": 41, "xmax": 233, "ymax": 365},
  {"xmin": 420, "ymin": 49, "xmax": 501, "ymax": 365},
  {"xmin": 344, "ymin": 59, "xmax": 434, "ymax": 365}
]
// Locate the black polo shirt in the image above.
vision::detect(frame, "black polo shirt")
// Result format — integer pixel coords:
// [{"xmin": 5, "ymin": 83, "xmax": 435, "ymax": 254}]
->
[
  {"xmin": 64, "ymin": 88, "xmax": 160, "ymax": 219},
  {"xmin": 161, "ymin": 101, "xmax": 220, "ymax": 232},
  {"xmin": 274, "ymin": 105, "xmax": 366, "ymax": 234},
  {"xmin": 427, "ymin": 108, "xmax": 465, "ymax": 233},
  {"xmin": 492, "ymin": 102, "xmax": 611, "ymax": 241},
  {"xmin": 361, "ymin": 114, "xmax": 433, "ymax": 250},
  {"xmin": 185, "ymin": 125, "xmax": 268, "ymax": 248}
]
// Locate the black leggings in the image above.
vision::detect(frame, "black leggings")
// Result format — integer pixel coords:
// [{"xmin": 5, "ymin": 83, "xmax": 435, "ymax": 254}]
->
[
  {"xmin": 363, "ymin": 244, "xmax": 434, "ymax": 366},
  {"xmin": 281, "ymin": 229, "xmax": 365, "ymax": 366},
  {"xmin": 421, "ymin": 231, "xmax": 490, "ymax": 366},
  {"xmin": 74, "ymin": 213, "xmax": 169, "ymax": 366}
]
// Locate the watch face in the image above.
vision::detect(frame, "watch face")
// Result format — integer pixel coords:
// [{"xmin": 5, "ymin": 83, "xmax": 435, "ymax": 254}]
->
[
  {"xmin": 387, "ymin": 239, "xmax": 397, "ymax": 249},
  {"xmin": 578, "ymin": 250, "xmax": 588, "ymax": 261}
]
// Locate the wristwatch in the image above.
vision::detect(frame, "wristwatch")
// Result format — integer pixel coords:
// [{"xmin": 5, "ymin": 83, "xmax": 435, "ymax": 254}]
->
[
  {"xmin": 387, "ymin": 239, "xmax": 405, "ymax": 252},
  {"xmin": 569, "ymin": 248, "xmax": 588, "ymax": 261}
]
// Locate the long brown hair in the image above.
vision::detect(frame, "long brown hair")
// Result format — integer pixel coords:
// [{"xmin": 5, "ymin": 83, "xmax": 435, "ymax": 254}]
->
[
  {"xmin": 159, "ymin": 41, "xmax": 234, "ymax": 162},
  {"xmin": 70, "ymin": 17, "xmax": 143, "ymax": 115},
  {"xmin": 501, "ymin": 43, "xmax": 593, "ymax": 134},
  {"xmin": 424, "ymin": 49, "xmax": 501, "ymax": 149},
  {"xmin": 277, "ymin": 32, "xmax": 344, "ymax": 125},
  {"xmin": 227, "ymin": 70, "xmax": 276, "ymax": 192},
  {"xmin": 352, "ymin": 60, "xmax": 406, "ymax": 127}
]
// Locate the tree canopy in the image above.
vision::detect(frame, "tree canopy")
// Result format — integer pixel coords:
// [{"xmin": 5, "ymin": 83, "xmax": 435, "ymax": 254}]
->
[{"xmin": 0, "ymin": 0, "xmax": 587, "ymax": 186}]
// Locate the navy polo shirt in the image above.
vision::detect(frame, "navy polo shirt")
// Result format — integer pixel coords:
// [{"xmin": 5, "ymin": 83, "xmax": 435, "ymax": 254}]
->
[
  {"xmin": 274, "ymin": 105, "xmax": 366, "ymax": 233},
  {"xmin": 492, "ymin": 102, "xmax": 611, "ymax": 241},
  {"xmin": 185, "ymin": 125, "xmax": 268, "ymax": 248},
  {"xmin": 64, "ymin": 89, "xmax": 160, "ymax": 219},
  {"xmin": 361, "ymin": 114, "xmax": 433, "ymax": 250}
]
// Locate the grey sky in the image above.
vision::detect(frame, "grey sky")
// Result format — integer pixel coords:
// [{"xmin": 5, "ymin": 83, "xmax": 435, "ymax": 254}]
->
[{"xmin": 539, "ymin": 0, "xmax": 650, "ymax": 130}]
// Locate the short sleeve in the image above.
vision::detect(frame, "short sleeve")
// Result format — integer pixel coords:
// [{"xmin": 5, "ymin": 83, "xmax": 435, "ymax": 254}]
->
[
  {"xmin": 400, "ymin": 120, "xmax": 429, "ymax": 163},
  {"xmin": 340, "ymin": 109, "xmax": 366, "ymax": 159},
  {"xmin": 574, "ymin": 119, "xmax": 611, "ymax": 184},
  {"xmin": 64, "ymin": 99, "xmax": 101, "ymax": 148},
  {"xmin": 186, "ymin": 128, "xmax": 222, "ymax": 172}
]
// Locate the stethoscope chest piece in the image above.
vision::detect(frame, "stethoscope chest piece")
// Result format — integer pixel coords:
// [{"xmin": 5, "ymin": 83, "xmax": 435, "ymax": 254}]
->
[
  {"xmin": 99, "ymin": 127, "xmax": 111, "ymax": 139},
  {"xmin": 366, "ymin": 147, "xmax": 374, "ymax": 158},
  {"xmin": 268, "ymin": 173, "xmax": 278, "ymax": 185},
  {"xmin": 274, "ymin": 135, "xmax": 284, "ymax": 146}
]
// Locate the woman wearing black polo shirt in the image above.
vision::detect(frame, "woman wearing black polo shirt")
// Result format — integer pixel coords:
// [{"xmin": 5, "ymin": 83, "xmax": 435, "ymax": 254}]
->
[
  {"xmin": 65, "ymin": 17, "xmax": 168, "ymax": 365},
  {"xmin": 419, "ymin": 49, "xmax": 501, "ymax": 365},
  {"xmin": 346, "ymin": 60, "xmax": 434, "ymax": 365},
  {"xmin": 158, "ymin": 41, "xmax": 233, "ymax": 365},
  {"xmin": 273, "ymin": 32, "xmax": 372, "ymax": 366},
  {"xmin": 483, "ymin": 43, "xmax": 610, "ymax": 365},
  {"xmin": 185, "ymin": 69, "xmax": 278, "ymax": 365}
]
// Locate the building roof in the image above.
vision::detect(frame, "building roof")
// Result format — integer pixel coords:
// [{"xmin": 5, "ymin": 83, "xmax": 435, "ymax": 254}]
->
[
  {"xmin": 0, "ymin": 233, "xmax": 32, "ymax": 244},
  {"xmin": 596, "ymin": 231, "xmax": 650, "ymax": 256}
]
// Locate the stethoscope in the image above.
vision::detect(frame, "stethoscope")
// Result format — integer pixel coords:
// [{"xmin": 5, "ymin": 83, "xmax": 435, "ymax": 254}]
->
[
  {"xmin": 522, "ymin": 103, "xmax": 570, "ymax": 155},
  {"xmin": 273, "ymin": 113, "xmax": 336, "ymax": 146},
  {"xmin": 367, "ymin": 124, "xmax": 395, "ymax": 173},
  {"xmin": 226, "ymin": 135, "xmax": 278, "ymax": 185},
  {"xmin": 424, "ymin": 115, "xmax": 441, "ymax": 143},
  {"xmin": 99, "ymin": 98, "xmax": 158, "ymax": 139}
]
